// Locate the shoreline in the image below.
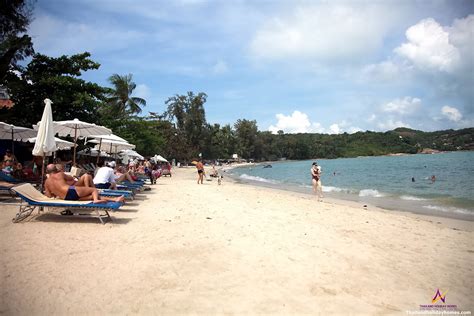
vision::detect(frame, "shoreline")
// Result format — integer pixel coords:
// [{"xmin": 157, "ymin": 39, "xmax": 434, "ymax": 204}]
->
[
  {"xmin": 218, "ymin": 166, "xmax": 473, "ymax": 232},
  {"xmin": 222, "ymin": 160, "xmax": 474, "ymax": 223}
]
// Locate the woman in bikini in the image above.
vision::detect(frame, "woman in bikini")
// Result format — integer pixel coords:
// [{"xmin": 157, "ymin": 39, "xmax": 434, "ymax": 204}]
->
[{"xmin": 311, "ymin": 162, "xmax": 323, "ymax": 201}]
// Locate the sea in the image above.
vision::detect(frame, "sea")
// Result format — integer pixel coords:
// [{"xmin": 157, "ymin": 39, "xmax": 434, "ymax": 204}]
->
[{"xmin": 227, "ymin": 151, "xmax": 474, "ymax": 221}]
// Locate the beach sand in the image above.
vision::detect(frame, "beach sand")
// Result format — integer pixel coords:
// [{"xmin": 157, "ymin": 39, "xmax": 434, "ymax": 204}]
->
[{"xmin": 0, "ymin": 167, "xmax": 472, "ymax": 315}]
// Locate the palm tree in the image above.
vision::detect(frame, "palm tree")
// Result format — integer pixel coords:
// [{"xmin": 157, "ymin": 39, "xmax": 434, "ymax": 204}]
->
[{"xmin": 107, "ymin": 74, "xmax": 146, "ymax": 115}]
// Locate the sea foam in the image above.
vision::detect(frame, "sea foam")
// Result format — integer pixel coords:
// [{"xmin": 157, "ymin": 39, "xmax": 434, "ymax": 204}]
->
[
  {"xmin": 323, "ymin": 186, "xmax": 353, "ymax": 194},
  {"xmin": 400, "ymin": 195, "xmax": 428, "ymax": 201},
  {"xmin": 423, "ymin": 205, "xmax": 473, "ymax": 216},
  {"xmin": 359, "ymin": 189, "xmax": 385, "ymax": 197},
  {"xmin": 239, "ymin": 174, "xmax": 278, "ymax": 184}
]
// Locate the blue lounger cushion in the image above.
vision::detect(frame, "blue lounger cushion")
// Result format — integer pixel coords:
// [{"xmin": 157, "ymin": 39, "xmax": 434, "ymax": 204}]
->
[{"xmin": 11, "ymin": 183, "xmax": 123, "ymax": 210}]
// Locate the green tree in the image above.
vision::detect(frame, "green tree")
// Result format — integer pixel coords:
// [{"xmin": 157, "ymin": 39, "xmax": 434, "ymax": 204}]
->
[
  {"xmin": 0, "ymin": 0, "xmax": 34, "ymax": 81},
  {"xmin": 164, "ymin": 91, "xmax": 208, "ymax": 159},
  {"xmin": 106, "ymin": 73, "xmax": 146, "ymax": 117},
  {"xmin": 0, "ymin": 52, "xmax": 107, "ymax": 126},
  {"xmin": 234, "ymin": 119, "xmax": 258, "ymax": 159},
  {"xmin": 112, "ymin": 118, "xmax": 167, "ymax": 157}
]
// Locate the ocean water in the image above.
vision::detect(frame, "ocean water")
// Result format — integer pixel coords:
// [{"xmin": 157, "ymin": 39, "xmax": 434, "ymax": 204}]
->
[{"xmin": 227, "ymin": 151, "xmax": 474, "ymax": 221}]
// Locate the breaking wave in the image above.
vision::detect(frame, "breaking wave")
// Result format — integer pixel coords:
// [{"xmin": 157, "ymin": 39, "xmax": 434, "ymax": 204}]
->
[
  {"xmin": 239, "ymin": 174, "xmax": 278, "ymax": 184},
  {"xmin": 359, "ymin": 189, "xmax": 385, "ymax": 197},
  {"xmin": 423, "ymin": 205, "xmax": 473, "ymax": 216},
  {"xmin": 400, "ymin": 195, "xmax": 428, "ymax": 201}
]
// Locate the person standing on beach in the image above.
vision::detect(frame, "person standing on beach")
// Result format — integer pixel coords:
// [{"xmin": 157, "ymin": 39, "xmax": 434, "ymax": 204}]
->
[
  {"xmin": 196, "ymin": 160, "xmax": 204, "ymax": 184},
  {"xmin": 311, "ymin": 162, "xmax": 323, "ymax": 201}
]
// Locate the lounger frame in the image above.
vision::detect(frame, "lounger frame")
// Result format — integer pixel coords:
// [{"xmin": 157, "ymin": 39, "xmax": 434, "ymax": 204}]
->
[{"xmin": 10, "ymin": 184, "xmax": 122, "ymax": 224}]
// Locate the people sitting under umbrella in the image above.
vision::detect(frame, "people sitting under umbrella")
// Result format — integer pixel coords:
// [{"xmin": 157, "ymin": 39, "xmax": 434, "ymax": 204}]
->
[
  {"xmin": 44, "ymin": 164, "xmax": 124, "ymax": 203},
  {"xmin": 114, "ymin": 164, "xmax": 137, "ymax": 182},
  {"xmin": 93, "ymin": 161, "xmax": 136, "ymax": 189},
  {"xmin": 93, "ymin": 161, "xmax": 118, "ymax": 189},
  {"xmin": 3, "ymin": 149, "xmax": 17, "ymax": 165}
]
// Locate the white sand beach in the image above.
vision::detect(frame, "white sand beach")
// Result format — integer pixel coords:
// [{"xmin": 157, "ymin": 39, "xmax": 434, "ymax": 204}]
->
[{"xmin": 0, "ymin": 167, "xmax": 472, "ymax": 315}]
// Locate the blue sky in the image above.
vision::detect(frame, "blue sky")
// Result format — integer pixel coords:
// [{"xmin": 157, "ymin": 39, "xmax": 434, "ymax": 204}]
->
[{"xmin": 29, "ymin": 0, "xmax": 473, "ymax": 133}]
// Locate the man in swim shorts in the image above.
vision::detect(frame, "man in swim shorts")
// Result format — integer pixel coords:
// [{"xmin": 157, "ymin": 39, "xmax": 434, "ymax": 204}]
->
[
  {"xmin": 44, "ymin": 164, "xmax": 124, "ymax": 203},
  {"xmin": 196, "ymin": 160, "xmax": 204, "ymax": 184}
]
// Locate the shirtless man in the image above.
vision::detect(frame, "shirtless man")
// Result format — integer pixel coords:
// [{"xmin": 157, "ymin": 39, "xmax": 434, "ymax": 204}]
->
[
  {"xmin": 196, "ymin": 160, "xmax": 204, "ymax": 184},
  {"xmin": 44, "ymin": 164, "xmax": 124, "ymax": 203},
  {"xmin": 55, "ymin": 164, "xmax": 94, "ymax": 187}
]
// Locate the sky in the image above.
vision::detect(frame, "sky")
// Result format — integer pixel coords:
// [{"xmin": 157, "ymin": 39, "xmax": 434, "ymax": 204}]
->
[{"xmin": 29, "ymin": 0, "xmax": 473, "ymax": 134}]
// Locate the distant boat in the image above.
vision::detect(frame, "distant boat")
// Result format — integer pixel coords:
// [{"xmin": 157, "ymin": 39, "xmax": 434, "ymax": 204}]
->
[{"xmin": 263, "ymin": 164, "xmax": 272, "ymax": 168}]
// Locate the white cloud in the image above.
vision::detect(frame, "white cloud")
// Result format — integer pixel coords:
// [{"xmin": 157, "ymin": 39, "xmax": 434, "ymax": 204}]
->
[
  {"xmin": 329, "ymin": 123, "xmax": 341, "ymax": 134},
  {"xmin": 249, "ymin": 3, "xmax": 395, "ymax": 63},
  {"xmin": 268, "ymin": 112, "xmax": 361, "ymax": 134},
  {"xmin": 134, "ymin": 84, "xmax": 151, "ymax": 100},
  {"xmin": 311, "ymin": 122, "xmax": 326, "ymax": 133},
  {"xmin": 377, "ymin": 119, "xmax": 411, "ymax": 130},
  {"xmin": 347, "ymin": 126, "xmax": 363, "ymax": 134},
  {"xmin": 328, "ymin": 121, "xmax": 361, "ymax": 134},
  {"xmin": 211, "ymin": 60, "xmax": 228, "ymax": 75},
  {"xmin": 381, "ymin": 97, "xmax": 422, "ymax": 115},
  {"xmin": 30, "ymin": 12, "xmax": 146, "ymax": 56},
  {"xmin": 268, "ymin": 110, "xmax": 311, "ymax": 134},
  {"xmin": 448, "ymin": 15, "xmax": 474, "ymax": 55},
  {"xmin": 360, "ymin": 60, "xmax": 408, "ymax": 82},
  {"xmin": 441, "ymin": 106, "xmax": 462, "ymax": 122},
  {"xmin": 394, "ymin": 18, "xmax": 461, "ymax": 73},
  {"xmin": 367, "ymin": 114, "xmax": 377, "ymax": 122}
]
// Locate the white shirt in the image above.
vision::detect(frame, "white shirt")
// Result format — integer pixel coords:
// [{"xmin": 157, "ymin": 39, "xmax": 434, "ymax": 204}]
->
[{"xmin": 93, "ymin": 166, "xmax": 116, "ymax": 184}]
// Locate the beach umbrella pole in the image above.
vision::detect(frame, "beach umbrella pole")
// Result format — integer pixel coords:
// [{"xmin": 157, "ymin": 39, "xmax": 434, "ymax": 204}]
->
[
  {"xmin": 96, "ymin": 138, "xmax": 102, "ymax": 164},
  {"xmin": 72, "ymin": 125, "xmax": 77, "ymax": 166},
  {"xmin": 11, "ymin": 129, "xmax": 14, "ymax": 153},
  {"xmin": 40, "ymin": 154, "xmax": 46, "ymax": 193}
]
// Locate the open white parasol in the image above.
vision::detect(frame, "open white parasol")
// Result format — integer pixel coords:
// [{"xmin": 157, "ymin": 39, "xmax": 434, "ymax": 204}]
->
[
  {"xmin": 90, "ymin": 139, "xmax": 135, "ymax": 153},
  {"xmin": 86, "ymin": 134, "xmax": 128, "ymax": 163},
  {"xmin": 153, "ymin": 154, "xmax": 168, "ymax": 162},
  {"xmin": 35, "ymin": 118, "xmax": 112, "ymax": 165},
  {"xmin": 0, "ymin": 121, "xmax": 37, "ymax": 153},
  {"xmin": 121, "ymin": 149, "xmax": 144, "ymax": 160},
  {"xmin": 26, "ymin": 136, "xmax": 74, "ymax": 151}
]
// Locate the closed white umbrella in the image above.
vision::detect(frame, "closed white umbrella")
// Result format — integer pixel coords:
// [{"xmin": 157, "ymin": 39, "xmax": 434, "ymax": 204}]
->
[
  {"xmin": 0, "ymin": 121, "xmax": 37, "ymax": 153},
  {"xmin": 32, "ymin": 99, "xmax": 56, "ymax": 156},
  {"xmin": 32, "ymin": 98, "xmax": 57, "ymax": 190}
]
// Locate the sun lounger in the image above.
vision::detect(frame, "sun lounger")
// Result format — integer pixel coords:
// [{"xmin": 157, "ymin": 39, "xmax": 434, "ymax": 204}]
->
[
  {"xmin": 0, "ymin": 171, "xmax": 23, "ymax": 183},
  {"xmin": 10, "ymin": 183, "xmax": 123, "ymax": 224},
  {"xmin": 0, "ymin": 181, "xmax": 16, "ymax": 198},
  {"xmin": 99, "ymin": 189, "xmax": 134, "ymax": 200}
]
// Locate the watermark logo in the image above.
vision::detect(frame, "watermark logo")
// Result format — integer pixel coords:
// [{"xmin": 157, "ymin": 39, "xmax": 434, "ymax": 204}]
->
[
  {"xmin": 432, "ymin": 288, "xmax": 447, "ymax": 304},
  {"xmin": 406, "ymin": 289, "xmax": 472, "ymax": 314},
  {"xmin": 419, "ymin": 288, "xmax": 457, "ymax": 312}
]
